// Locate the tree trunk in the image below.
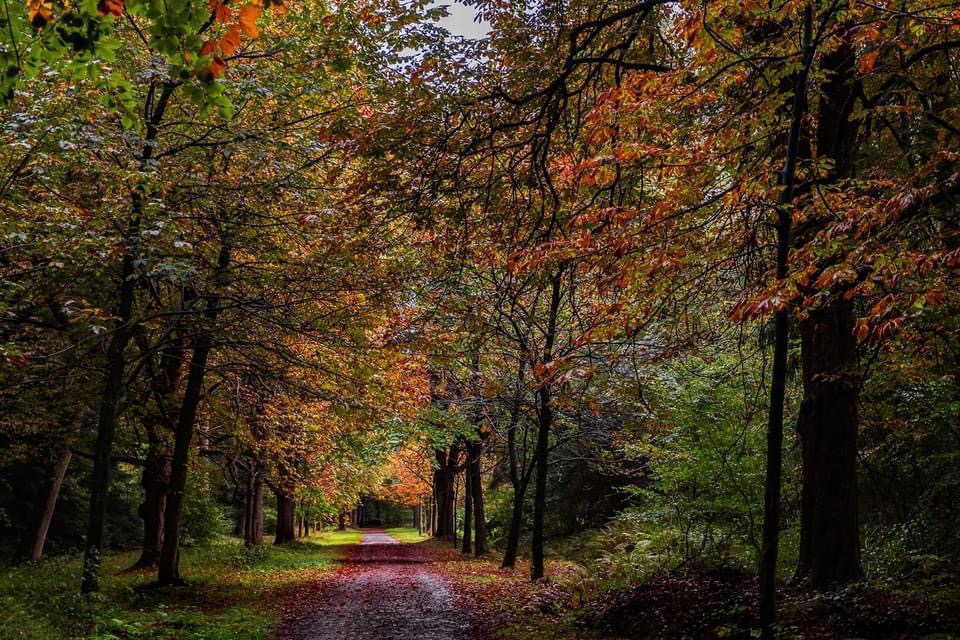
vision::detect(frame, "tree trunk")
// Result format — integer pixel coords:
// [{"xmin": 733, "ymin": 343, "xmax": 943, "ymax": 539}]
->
[
  {"xmin": 794, "ymin": 300, "xmax": 863, "ymax": 587},
  {"xmin": 81, "ymin": 82, "xmax": 176, "ymax": 594},
  {"xmin": 432, "ymin": 465, "xmax": 447, "ymax": 537},
  {"xmin": 26, "ymin": 449, "xmax": 72, "ymax": 562},
  {"xmin": 531, "ymin": 269, "xmax": 562, "ymax": 581},
  {"xmin": 793, "ymin": 36, "xmax": 864, "ymax": 589},
  {"xmin": 249, "ymin": 472, "xmax": 264, "ymax": 545},
  {"xmin": 157, "ymin": 243, "xmax": 231, "ymax": 586},
  {"xmin": 760, "ymin": 10, "xmax": 810, "ymax": 637},
  {"xmin": 502, "ymin": 488, "xmax": 525, "ymax": 568},
  {"xmin": 531, "ymin": 386, "xmax": 551, "ymax": 581},
  {"xmin": 338, "ymin": 511, "xmax": 346, "ymax": 531},
  {"xmin": 462, "ymin": 460, "xmax": 473, "ymax": 555},
  {"xmin": 469, "ymin": 440, "xmax": 487, "ymax": 556},
  {"xmin": 81, "ymin": 260, "xmax": 136, "ymax": 593},
  {"xmin": 275, "ymin": 490, "xmax": 296, "ymax": 544},
  {"xmin": 433, "ymin": 445, "xmax": 459, "ymax": 540},
  {"xmin": 156, "ymin": 336, "xmax": 214, "ymax": 586},
  {"xmin": 502, "ymin": 356, "xmax": 528, "ymax": 569},
  {"xmin": 130, "ymin": 453, "xmax": 171, "ymax": 569}
]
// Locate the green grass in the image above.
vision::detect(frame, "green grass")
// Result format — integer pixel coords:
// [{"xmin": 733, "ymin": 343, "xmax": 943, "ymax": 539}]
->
[
  {"xmin": 0, "ymin": 529, "xmax": 361, "ymax": 639},
  {"xmin": 384, "ymin": 527, "xmax": 429, "ymax": 544}
]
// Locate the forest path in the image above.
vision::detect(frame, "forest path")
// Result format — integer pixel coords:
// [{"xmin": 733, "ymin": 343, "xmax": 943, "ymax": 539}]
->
[{"xmin": 276, "ymin": 528, "xmax": 473, "ymax": 640}]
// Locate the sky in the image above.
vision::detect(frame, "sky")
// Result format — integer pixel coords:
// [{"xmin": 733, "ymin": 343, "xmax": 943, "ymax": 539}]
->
[{"xmin": 433, "ymin": 1, "xmax": 491, "ymax": 39}]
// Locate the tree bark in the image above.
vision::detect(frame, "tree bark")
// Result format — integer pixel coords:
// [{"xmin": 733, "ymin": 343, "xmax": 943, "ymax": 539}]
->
[
  {"xmin": 338, "ymin": 511, "xmax": 346, "ymax": 531},
  {"xmin": 794, "ymin": 301, "xmax": 863, "ymax": 587},
  {"xmin": 502, "ymin": 357, "xmax": 528, "ymax": 569},
  {"xmin": 432, "ymin": 445, "xmax": 459, "ymax": 540},
  {"xmin": 26, "ymin": 449, "xmax": 72, "ymax": 562},
  {"xmin": 130, "ymin": 453, "xmax": 171, "ymax": 569},
  {"xmin": 759, "ymin": 9, "xmax": 811, "ymax": 637},
  {"xmin": 81, "ymin": 81, "xmax": 176, "ymax": 594},
  {"xmin": 157, "ymin": 243, "xmax": 231, "ymax": 586},
  {"xmin": 469, "ymin": 440, "xmax": 487, "ymax": 556},
  {"xmin": 531, "ymin": 269, "xmax": 562, "ymax": 581},
  {"xmin": 275, "ymin": 489, "xmax": 296, "ymax": 544},
  {"xmin": 793, "ymin": 35, "xmax": 864, "ymax": 589},
  {"xmin": 247, "ymin": 470, "xmax": 264, "ymax": 545},
  {"xmin": 462, "ymin": 457, "xmax": 473, "ymax": 555},
  {"xmin": 503, "ymin": 489, "xmax": 525, "ymax": 568}
]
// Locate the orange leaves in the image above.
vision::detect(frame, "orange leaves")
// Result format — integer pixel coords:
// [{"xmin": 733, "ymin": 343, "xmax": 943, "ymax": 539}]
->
[
  {"xmin": 199, "ymin": 40, "xmax": 218, "ymax": 57},
  {"xmin": 199, "ymin": 0, "xmax": 281, "ymax": 77},
  {"xmin": 27, "ymin": 0, "xmax": 53, "ymax": 29},
  {"xmin": 857, "ymin": 49, "xmax": 880, "ymax": 74},
  {"xmin": 853, "ymin": 318, "xmax": 870, "ymax": 341},
  {"xmin": 220, "ymin": 26, "xmax": 243, "ymax": 56},
  {"xmin": 199, "ymin": 39, "xmax": 228, "ymax": 78},
  {"xmin": 238, "ymin": 3, "xmax": 263, "ymax": 37},
  {"xmin": 854, "ymin": 315, "xmax": 906, "ymax": 344},
  {"xmin": 209, "ymin": 56, "xmax": 228, "ymax": 78},
  {"xmin": 812, "ymin": 266, "xmax": 858, "ymax": 291},
  {"xmin": 729, "ymin": 294, "xmax": 788, "ymax": 322},
  {"xmin": 97, "ymin": 0, "xmax": 124, "ymax": 18},
  {"xmin": 923, "ymin": 289, "xmax": 946, "ymax": 307},
  {"xmin": 209, "ymin": 0, "xmax": 232, "ymax": 23}
]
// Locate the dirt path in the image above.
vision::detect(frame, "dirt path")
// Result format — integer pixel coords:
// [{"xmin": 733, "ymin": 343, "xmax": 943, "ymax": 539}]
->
[{"xmin": 277, "ymin": 529, "xmax": 473, "ymax": 640}]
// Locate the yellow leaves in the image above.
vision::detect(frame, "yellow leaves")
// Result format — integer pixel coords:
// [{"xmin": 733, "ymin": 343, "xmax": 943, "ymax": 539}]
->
[{"xmin": 238, "ymin": 4, "xmax": 263, "ymax": 37}]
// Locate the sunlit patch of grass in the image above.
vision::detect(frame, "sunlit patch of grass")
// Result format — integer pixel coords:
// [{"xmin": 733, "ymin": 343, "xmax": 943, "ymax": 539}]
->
[
  {"xmin": 384, "ymin": 527, "xmax": 429, "ymax": 544},
  {"xmin": 0, "ymin": 530, "xmax": 358, "ymax": 639}
]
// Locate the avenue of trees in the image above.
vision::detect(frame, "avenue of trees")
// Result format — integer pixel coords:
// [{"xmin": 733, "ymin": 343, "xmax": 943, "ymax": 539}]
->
[{"xmin": 1, "ymin": 0, "xmax": 958, "ymax": 637}]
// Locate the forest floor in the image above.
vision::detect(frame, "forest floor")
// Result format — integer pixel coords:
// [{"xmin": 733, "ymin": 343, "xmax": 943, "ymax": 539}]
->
[{"xmin": 3, "ymin": 528, "xmax": 958, "ymax": 639}]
